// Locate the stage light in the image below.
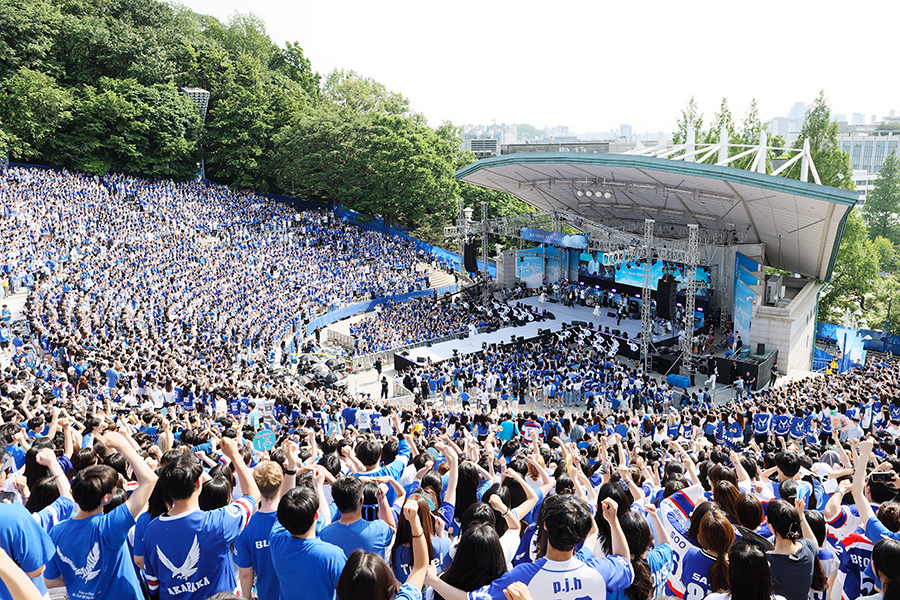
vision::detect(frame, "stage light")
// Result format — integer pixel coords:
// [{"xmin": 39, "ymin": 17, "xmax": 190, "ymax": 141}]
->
[
  {"xmin": 585, "ymin": 191, "xmax": 593, "ymax": 197},
  {"xmin": 698, "ymin": 307, "xmax": 704, "ymax": 312},
  {"xmin": 604, "ymin": 192, "xmax": 612, "ymax": 199},
  {"xmin": 611, "ymin": 288, "xmax": 616, "ymax": 293},
  {"xmin": 576, "ymin": 190, "xmax": 584, "ymax": 197}
]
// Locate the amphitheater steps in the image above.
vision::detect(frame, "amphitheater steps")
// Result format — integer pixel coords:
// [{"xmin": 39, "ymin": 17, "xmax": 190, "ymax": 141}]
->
[{"xmin": 421, "ymin": 263, "xmax": 457, "ymax": 290}]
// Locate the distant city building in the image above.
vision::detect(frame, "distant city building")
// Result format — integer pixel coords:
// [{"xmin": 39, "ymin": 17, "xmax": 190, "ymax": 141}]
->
[
  {"xmin": 852, "ymin": 113, "xmax": 865, "ymax": 125},
  {"xmin": 467, "ymin": 138, "xmax": 501, "ymax": 159},
  {"xmin": 180, "ymin": 87, "xmax": 210, "ymax": 121},
  {"xmin": 619, "ymin": 124, "xmax": 632, "ymax": 142},
  {"xmin": 852, "ymin": 169, "xmax": 878, "ymax": 200},
  {"xmin": 837, "ymin": 130, "xmax": 900, "ymax": 174}
]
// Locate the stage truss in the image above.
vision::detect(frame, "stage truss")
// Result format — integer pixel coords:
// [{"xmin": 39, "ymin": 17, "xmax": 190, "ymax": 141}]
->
[{"xmin": 445, "ymin": 209, "xmax": 705, "ymax": 374}]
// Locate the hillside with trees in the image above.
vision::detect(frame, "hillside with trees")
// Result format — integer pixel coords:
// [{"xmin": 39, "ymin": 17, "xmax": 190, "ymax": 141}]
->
[{"xmin": 0, "ymin": 0, "xmax": 529, "ymax": 241}]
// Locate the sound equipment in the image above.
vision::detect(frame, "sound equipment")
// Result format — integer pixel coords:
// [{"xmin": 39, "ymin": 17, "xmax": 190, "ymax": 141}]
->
[
  {"xmin": 757, "ymin": 343, "xmax": 766, "ymax": 355},
  {"xmin": 416, "ymin": 357, "xmax": 425, "ymax": 363},
  {"xmin": 657, "ymin": 275, "xmax": 676, "ymax": 321},
  {"xmin": 517, "ymin": 336, "xmax": 524, "ymax": 342},
  {"xmin": 607, "ymin": 311, "xmax": 616, "ymax": 318},
  {"xmin": 544, "ymin": 312, "xmax": 556, "ymax": 320},
  {"xmin": 463, "ymin": 243, "xmax": 478, "ymax": 273}
]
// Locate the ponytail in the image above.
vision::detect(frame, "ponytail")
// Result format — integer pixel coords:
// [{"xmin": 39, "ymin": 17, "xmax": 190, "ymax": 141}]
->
[
  {"xmin": 707, "ymin": 551, "xmax": 730, "ymax": 593},
  {"xmin": 811, "ymin": 553, "xmax": 827, "ymax": 592},
  {"xmin": 698, "ymin": 510, "xmax": 734, "ymax": 593},
  {"xmin": 625, "ymin": 558, "xmax": 653, "ymax": 600}
]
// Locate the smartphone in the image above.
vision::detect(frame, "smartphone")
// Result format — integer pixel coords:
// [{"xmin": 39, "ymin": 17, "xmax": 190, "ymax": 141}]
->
[
  {"xmin": 0, "ymin": 491, "xmax": 17, "ymax": 504},
  {"xmin": 871, "ymin": 472, "xmax": 895, "ymax": 483}
]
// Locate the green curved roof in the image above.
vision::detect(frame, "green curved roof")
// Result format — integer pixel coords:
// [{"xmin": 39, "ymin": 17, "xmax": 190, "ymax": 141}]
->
[{"xmin": 456, "ymin": 152, "xmax": 859, "ymax": 280}]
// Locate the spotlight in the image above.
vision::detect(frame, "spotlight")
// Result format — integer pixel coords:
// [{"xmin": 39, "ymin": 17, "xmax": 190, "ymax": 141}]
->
[
  {"xmin": 576, "ymin": 190, "xmax": 583, "ymax": 197},
  {"xmin": 585, "ymin": 191, "xmax": 593, "ymax": 197},
  {"xmin": 604, "ymin": 192, "xmax": 612, "ymax": 199}
]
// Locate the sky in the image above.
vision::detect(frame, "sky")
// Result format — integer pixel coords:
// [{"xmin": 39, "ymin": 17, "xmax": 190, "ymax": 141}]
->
[{"xmin": 177, "ymin": 0, "xmax": 900, "ymax": 135}]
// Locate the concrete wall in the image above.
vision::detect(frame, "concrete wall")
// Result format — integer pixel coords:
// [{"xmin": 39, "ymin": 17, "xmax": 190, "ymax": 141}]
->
[{"xmin": 751, "ymin": 279, "xmax": 820, "ymax": 376}]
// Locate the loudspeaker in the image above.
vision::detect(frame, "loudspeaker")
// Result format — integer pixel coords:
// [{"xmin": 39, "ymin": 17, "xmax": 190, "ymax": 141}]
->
[
  {"xmin": 517, "ymin": 336, "xmax": 524, "ymax": 342},
  {"xmin": 416, "ymin": 357, "xmax": 425, "ymax": 363},
  {"xmin": 463, "ymin": 243, "xmax": 478, "ymax": 273},
  {"xmin": 757, "ymin": 343, "xmax": 765, "ymax": 355},
  {"xmin": 657, "ymin": 275, "xmax": 677, "ymax": 321}
]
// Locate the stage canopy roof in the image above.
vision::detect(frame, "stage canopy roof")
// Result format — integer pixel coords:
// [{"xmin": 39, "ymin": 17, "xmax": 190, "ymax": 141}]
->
[{"xmin": 456, "ymin": 153, "xmax": 859, "ymax": 281}]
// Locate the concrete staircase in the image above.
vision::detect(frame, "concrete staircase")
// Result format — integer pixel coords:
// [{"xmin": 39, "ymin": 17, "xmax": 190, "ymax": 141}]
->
[{"xmin": 420, "ymin": 263, "xmax": 457, "ymax": 289}]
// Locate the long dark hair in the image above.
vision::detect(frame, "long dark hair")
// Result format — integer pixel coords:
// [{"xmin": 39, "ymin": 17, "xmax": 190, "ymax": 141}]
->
[
  {"xmin": 620, "ymin": 512, "xmax": 653, "ymax": 600},
  {"xmin": 454, "ymin": 461, "xmax": 480, "ymax": 522},
  {"xmin": 336, "ymin": 550, "xmax": 398, "ymax": 600},
  {"xmin": 390, "ymin": 495, "xmax": 434, "ymax": 570},
  {"xmin": 873, "ymin": 538, "xmax": 900, "ymax": 600},
  {"xmin": 697, "ymin": 509, "xmax": 734, "ymax": 593},
  {"xmin": 728, "ymin": 538, "xmax": 775, "ymax": 600},
  {"xmin": 436, "ymin": 524, "xmax": 507, "ymax": 600},
  {"xmin": 594, "ymin": 482, "xmax": 631, "ymax": 556}
]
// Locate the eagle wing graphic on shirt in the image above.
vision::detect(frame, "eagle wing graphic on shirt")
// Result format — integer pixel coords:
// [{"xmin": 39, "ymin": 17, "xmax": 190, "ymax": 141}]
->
[
  {"xmin": 157, "ymin": 536, "xmax": 200, "ymax": 580},
  {"xmin": 57, "ymin": 543, "xmax": 101, "ymax": 581}
]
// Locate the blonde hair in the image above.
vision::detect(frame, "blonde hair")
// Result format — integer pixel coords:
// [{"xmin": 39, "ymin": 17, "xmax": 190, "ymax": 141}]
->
[{"xmin": 253, "ymin": 460, "xmax": 284, "ymax": 500}]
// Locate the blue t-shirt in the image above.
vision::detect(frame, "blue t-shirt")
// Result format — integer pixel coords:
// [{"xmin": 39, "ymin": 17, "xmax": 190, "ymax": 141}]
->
[
  {"xmin": 235, "ymin": 511, "xmax": 279, "ymax": 600},
  {"xmin": 0, "ymin": 502, "xmax": 55, "ymax": 600},
  {"xmin": 143, "ymin": 495, "xmax": 255, "ymax": 600},
  {"xmin": 753, "ymin": 413, "xmax": 771, "ymax": 435},
  {"xmin": 773, "ymin": 415, "xmax": 791, "ymax": 436},
  {"xmin": 469, "ymin": 550, "xmax": 633, "ymax": 600},
  {"xmin": 45, "ymin": 503, "xmax": 142, "ymax": 600},
  {"xmin": 680, "ymin": 546, "xmax": 717, "ymax": 600},
  {"xmin": 391, "ymin": 536, "xmax": 451, "ymax": 583},
  {"xmin": 320, "ymin": 518, "xmax": 393, "ymax": 558},
  {"xmin": 268, "ymin": 523, "xmax": 346, "ymax": 600}
]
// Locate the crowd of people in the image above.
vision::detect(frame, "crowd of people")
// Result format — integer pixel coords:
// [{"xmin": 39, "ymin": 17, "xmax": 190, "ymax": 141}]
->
[
  {"xmin": 348, "ymin": 294, "xmax": 547, "ymax": 357},
  {"xmin": 1, "ymin": 165, "xmax": 900, "ymax": 600}
]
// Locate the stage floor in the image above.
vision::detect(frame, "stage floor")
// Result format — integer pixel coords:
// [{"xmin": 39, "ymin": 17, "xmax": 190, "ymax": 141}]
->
[{"xmin": 401, "ymin": 297, "xmax": 675, "ymax": 364}]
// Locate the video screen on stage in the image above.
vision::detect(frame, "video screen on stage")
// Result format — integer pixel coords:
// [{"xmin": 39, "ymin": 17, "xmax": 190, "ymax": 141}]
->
[{"xmin": 579, "ymin": 252, "xmax": 710, "ymax": 292}]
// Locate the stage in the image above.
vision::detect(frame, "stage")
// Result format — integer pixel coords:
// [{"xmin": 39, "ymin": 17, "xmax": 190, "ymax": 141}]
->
[{"xmin": 394, "ymin": 296, "xmax": 676, "ymax": 367}]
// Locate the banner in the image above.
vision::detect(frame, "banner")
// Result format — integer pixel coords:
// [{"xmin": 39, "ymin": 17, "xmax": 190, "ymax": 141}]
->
[
  {"xmin": 659, "ymin": 484, "xmax": 707, "ymax": 597},
  {"xmin": 521, "ymin": 228, "xmax": 589, "ymax": 250},
  {"xmin": 733, "ymin": 279, "xmax": 755, "ymax": 345}
]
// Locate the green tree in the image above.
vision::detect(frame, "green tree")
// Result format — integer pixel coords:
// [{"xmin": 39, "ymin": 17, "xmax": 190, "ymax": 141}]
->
[
  {"xmin": 784, "ymin": 90, "xmax": 854, "ymax": 190},
  {"xmin": 869, "ymin": 235, "xmax": 896, "ymax": 269},
  {"xmin": 270, "ymin": 41, "xmax": 320, "ymax": 101},
  {"xmin": 53, "ymin": 78, "xmax": 200, "ymax": 177},
  {"xmin": 673, "ymin": 97, "xmax": 704, "ymax": 145},
  {"xmin": 0, "ymin": 0, "xmax": 62, "ymax": 80},
  {"xmin": 818, "ymin": 209, "xmax": 880, "ymax": 320},
  {"xmin": 0, "ymin": 67, "xmax": 73, "ymax": 162},
  {"xmin": 322, "ymin": 69, "xmax": 410, "ymax": 116},
  {"xmin": 862, "ymin": 150, "xmax": 900, "ymax": 243}
]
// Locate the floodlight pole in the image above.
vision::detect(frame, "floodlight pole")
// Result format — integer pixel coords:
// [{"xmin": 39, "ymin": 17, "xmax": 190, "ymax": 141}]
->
[{"xmin": 641, "ymin": 219, "xmax": 654, "ymax": 374}]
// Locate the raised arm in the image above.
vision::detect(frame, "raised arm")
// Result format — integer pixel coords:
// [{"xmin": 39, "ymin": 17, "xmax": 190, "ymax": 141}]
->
[
  {"xmin": 35, "ymin": 448, "xmax": 72, "ymax": 500},
  {"xmin": 601, "ymin": 498, "xmax": 630, "ymax": 558},
  {"xmin": 851, "ymin": 438, "xmax": 876, "ymax": 527},
  {"xmin": 644, "ymin": 504, "xmax": 672, "ymax": 548},
  {"xmin": 221, "ymin": 437, "xmax": 261, "ymax": 505},
  {"xmin": 100, "ymin": 432, "xmax": 158, "ymax": 519},
  {"xmin": 404, "ymin": 500, "xmax": 429, "ymax": 589}
]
